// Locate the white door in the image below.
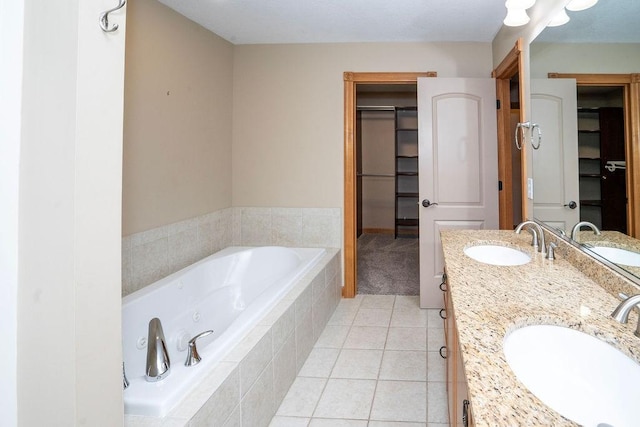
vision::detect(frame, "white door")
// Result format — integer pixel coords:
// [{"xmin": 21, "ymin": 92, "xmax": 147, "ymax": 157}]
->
[
  {"xmin": 417, "ymin": 78, "xmax": 499, "ymax": 308},
  {"xmin": 531, "ymin": 79, "xmax": 579, "ymax": 232}
]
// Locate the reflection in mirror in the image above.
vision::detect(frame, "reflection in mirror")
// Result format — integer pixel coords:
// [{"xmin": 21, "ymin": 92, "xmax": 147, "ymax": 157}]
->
[{"xmin": 529, "ymin": 0, "xmax": 640, "ymax": 277}]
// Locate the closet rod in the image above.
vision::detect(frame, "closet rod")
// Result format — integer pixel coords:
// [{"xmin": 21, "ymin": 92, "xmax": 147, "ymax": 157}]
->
[{"xmin": 356, "ymin": 106, "xmax": 396, "ymax": 111}]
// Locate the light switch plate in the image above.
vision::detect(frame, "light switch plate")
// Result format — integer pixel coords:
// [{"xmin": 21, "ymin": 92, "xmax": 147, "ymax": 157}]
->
[{"xmin": 527, "ymin": 178, "xmax": 534, "ymax": 200}]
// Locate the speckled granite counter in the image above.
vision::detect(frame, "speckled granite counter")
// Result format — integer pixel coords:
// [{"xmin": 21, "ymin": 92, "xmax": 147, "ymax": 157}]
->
[{"xmin": 441, "ymin": 229, "xmax": 640, "ymax": 426}]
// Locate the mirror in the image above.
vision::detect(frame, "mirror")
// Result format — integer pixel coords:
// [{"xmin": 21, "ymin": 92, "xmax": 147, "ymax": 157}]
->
[{"xmin": 529, "ymin": 0, "xmax": 640, "ymax": 277}]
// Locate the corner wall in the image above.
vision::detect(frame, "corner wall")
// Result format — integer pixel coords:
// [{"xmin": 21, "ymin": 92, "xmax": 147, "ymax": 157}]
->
[
  {"xmin": 122, "ymin": 0, "xmax": 234, "ymax": 236},
  {"xmin": 18, "ymin": 0, "xmax": 126, "ymax": 424}
]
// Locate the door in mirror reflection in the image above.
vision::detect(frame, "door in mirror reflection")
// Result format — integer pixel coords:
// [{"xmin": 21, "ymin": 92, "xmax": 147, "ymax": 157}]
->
[{"xmin": 531, "ymin": 79, "xmax": 579, "ymax": 231}]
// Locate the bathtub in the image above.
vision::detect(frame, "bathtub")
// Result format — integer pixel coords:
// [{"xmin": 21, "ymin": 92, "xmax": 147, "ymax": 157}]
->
[{"xmin": 122, "ymin": 246, "xmax": 326, "ymax": 417}]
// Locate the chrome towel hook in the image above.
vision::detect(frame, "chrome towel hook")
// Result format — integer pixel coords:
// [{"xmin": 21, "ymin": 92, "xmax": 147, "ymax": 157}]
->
[{"xmin": 100, "ymin": 0, "xmax": 126, "ymax": 33}]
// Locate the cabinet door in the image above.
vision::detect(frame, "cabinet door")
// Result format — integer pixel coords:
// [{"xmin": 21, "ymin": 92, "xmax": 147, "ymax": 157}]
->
[{"xmin": 445, "ymin": 283, "xmax": 457, "ymax": 425}]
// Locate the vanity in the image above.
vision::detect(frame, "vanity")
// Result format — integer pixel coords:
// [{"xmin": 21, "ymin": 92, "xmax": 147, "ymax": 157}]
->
[{"xmin": 440, "ymin": 227, "xmax": 640, "ymax": 426}]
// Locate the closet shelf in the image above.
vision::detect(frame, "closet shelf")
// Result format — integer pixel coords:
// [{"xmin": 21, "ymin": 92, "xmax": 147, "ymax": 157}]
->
[{"xmin": 394, "ymin": 106, "xmax": 419, "ymax": 239}]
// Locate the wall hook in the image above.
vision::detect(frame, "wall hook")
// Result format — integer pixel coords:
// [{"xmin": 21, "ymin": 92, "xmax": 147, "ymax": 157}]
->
[{"xmin": 100, "ymin": 0, "xmax": 126, "ymax": 33}]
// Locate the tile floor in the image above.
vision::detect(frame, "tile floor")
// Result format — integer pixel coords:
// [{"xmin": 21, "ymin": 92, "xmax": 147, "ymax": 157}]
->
[{"xmin": 269, "ymin": 294, "xmax": 449, "ymax": 427}]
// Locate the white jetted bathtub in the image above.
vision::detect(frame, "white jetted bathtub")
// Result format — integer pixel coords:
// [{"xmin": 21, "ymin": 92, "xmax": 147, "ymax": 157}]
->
[{"xmin": 122, "ymin": 246, "xmax": 326, "ymax": 417}]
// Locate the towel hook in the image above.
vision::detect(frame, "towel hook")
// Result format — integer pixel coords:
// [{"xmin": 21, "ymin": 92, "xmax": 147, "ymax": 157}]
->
[{"xmin": 100, "ymin": 0, "xmax": 126, "ymax": 33}]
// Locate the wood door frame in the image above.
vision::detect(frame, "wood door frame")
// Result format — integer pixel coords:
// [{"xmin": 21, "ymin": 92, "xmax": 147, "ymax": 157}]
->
[
  {"xmin": 492, "ymin": 39, "xmax": 526, "ymax": 229},
  {"xmin": 548, "ymin": 72, "xmax": 640, "ymax": 238},
  {"xmin": 343, "ymin": 71, "xmax": 436, "ymax": 298}
]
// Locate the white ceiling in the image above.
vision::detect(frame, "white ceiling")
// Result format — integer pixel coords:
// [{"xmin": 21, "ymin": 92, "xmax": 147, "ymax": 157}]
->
[{"xmin": 156, "ymin": 0, "xmax": 508, "ymax": 45}]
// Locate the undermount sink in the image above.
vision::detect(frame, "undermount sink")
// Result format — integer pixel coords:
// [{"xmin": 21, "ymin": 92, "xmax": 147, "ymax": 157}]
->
[
  {"xmin": 588, "ymin": 246, "xmax": 640, "ymax": 267},
  {"xmin": 504, "ymin": 324, "xmax": 640, "ymax": 426},
  {"xmin": 463, "ymin": 245, "xmax": 530, "ymax": 266}
]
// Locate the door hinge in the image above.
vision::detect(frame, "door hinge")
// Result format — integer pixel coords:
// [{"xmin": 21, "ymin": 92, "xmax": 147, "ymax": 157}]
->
[
  {"xmin": 498, "ymin": 180, "xmax": 503, "ymax": 191},
  {"xmin": 496, "ymin": 99, "xmax": 501, "ymax": 110}
]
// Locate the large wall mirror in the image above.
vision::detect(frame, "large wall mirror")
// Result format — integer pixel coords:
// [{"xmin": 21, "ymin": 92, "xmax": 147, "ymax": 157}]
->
[{"xmin": 529, "ymin": 0, "xmax": 640, "ymax": 277}]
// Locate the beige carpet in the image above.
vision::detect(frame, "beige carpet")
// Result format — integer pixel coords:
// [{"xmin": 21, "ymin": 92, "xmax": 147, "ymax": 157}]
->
[{"xmin": 357, "ymin": 233, "xmax": 419, "ymax": 295}]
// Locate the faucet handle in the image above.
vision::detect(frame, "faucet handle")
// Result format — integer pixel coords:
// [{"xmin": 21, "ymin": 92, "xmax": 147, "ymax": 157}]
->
[
  {"xmin": 546, "ymin": 242, "xmax": 557, "ymax": 260},
  {"xmin": 123, "ymin": 362, "xmax": 130, "ymax": 390},
  {"xmin": 185, "ymin": 330, "xmax": 214, "ymax": 367}
]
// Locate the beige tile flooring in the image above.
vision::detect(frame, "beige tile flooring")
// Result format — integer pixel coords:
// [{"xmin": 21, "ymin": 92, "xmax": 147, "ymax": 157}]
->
[{"xmin": 269, "ymin": 295, "xmax": 449, "ymax": 427}]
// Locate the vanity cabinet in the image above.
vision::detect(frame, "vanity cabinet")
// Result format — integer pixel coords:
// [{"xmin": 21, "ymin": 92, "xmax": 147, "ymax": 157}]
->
[{"xmin": 442, "ymin": 273, "xmax": 474, "ymax": 427}]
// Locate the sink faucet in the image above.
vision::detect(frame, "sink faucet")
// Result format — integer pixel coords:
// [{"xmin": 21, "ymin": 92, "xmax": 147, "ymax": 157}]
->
[
  {"xmin": 146, "ymin": 317, "xmax": 171, "ymax": 382},
  {"xmin": 571, "ymin": 221, "xmax": 601, "ymax": 241},
  {"xmin": 611, "ymin": 294, "xmax": 640, "ymax": 338},
  {"xmin": 515, "ymin": 221, "xmax": 546, "ymax": 255}
]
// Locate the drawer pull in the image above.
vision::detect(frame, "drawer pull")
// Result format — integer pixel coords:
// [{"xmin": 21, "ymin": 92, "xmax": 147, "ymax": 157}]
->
[
  {"xmin": 462, "ymin": 399, "xmax": 470, "ymax": 427},
  {"xmin": 439, "ymin": 281, "xmax": 447, "ymax": 292},
  {"xmin": 439, "ymin": 308, "xmax": 447, "ymax": 320},
  {"xmin": 439, "ymin": 345, "xmax": 447, "ymax": 359}
]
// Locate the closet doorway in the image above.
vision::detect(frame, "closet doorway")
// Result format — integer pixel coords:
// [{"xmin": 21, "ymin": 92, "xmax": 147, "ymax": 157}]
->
[
  {"xmin": 356, "ymin": 84, "xmax": 419, "ymax": 295},
  {"xmin": 343, "ymin": 72, "xmax": 435, "ymax": 298}
]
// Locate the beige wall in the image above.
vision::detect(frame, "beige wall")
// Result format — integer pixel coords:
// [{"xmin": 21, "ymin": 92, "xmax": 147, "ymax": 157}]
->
[
  {"xmin": 531, "ymin": 43, "xmax": 640, "ymax": 77},
  {"xmin": 17, "ymin": 0, "xmax": 126, "ymax": 424},
  {"xmin": 232, "ymin": 42, "xmax": 494, "ymax": 208},
  {"xmin": 122, "ymin": 0, "xmax": 234, "ymax": 235}
]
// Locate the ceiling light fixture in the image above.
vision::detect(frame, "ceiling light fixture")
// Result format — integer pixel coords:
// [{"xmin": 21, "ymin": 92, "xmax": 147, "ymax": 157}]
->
[
  {"xmin": 504, "ymin": 8, "xmax": 531, "ymax": 26},
  {"xmin": 503, "ymin": 0, "xmax": 536, "ymax": 27},
  {"xmin": 566, "ymin": 0, "xmax": 598, "ymax": 12},
  {"xmin": 505, "ymin": 0, "xmax": 536, "ymax": 9},
  {"xmin": 547, "ymin": 7, "xmax": 570, "ymax": 27}
]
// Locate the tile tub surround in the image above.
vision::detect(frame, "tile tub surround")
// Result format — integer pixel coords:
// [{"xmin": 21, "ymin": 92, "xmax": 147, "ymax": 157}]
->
[
  {"xmin": 124, "ymin": 248, "xmax": 341, "ymax": 427},
  {"xmin": 123, "ymin": 207, "xmax": 342, "ymax": 296},
  {"xmin": 440, "ymin": 230, "xmax": 640, "ymax": 426}
]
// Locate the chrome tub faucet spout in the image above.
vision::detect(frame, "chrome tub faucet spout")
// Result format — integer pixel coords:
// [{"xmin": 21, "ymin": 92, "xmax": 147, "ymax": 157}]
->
[{"xmin": 146, "ymin": 317, "xmax": 171, "ymax": 382}]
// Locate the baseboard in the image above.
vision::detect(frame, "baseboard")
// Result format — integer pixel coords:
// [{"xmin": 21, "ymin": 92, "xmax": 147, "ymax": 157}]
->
[{"xmin": 362, "ymin": 228, "xmax": 394, "ymax": 235}]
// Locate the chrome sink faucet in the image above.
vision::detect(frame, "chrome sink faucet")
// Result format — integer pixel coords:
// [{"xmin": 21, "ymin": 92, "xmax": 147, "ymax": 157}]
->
[
  {"xmin": 515, "ymin": 220, "xmax": 546, "ymax": 255},
  {"xmin": 611, "ymin": 294, "xmax": 640, "ymax": 338},
  {"xmin": 146, "ymin": 317, "xmax": 171, "ymax": 382},
  {"xmin": 571, "ymin": 221, "xmax": 601, "ymax": 241}
]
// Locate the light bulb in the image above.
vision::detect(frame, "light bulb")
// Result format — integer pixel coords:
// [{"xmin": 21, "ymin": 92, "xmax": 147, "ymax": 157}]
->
[
  {"xmin": 566, "ymin": 0, "xmax": 598, "ymax": 12},
  {"xmin": 504, "ymin": 8, "xmax": 530, "ymax": 27},
  {"xmin": 505, "ymin": 0, "xmax": 536, "ymax": 10},
  {"xmin": 548, "ymin": 8, "xmax": 570, "ymax": 27}
]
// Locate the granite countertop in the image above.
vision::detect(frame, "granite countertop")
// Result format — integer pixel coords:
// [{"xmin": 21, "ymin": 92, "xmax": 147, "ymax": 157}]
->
[{"xmin": 440, "ymin": 229, "xmax": 640, "ymax": 426}]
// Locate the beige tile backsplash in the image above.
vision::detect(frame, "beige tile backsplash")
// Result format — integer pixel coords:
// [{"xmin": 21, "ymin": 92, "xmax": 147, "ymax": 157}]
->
[{"xmin": 122, "ymin": 207, "xmax": 342, "ymax": 296}]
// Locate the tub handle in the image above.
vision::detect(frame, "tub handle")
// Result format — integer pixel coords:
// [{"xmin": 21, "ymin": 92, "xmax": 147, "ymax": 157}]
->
[{"xmin": 185, "ymin": 329, "xmax": 214, "ymax": 367}]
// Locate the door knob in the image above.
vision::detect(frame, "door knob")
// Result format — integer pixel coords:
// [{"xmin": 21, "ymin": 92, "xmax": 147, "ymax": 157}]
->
[
  {"xmin": 422, "ymin": 199, "xmax": 438, "ymax": 208},
  {"xmin": 564, "ymin": 201, "xmax": 577, "ymax": 209}
]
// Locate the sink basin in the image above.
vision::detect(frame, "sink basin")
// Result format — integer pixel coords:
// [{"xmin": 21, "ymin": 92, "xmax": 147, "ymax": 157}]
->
[
  {"xmin": 588, "ymin": 246, "xmax": 640, "ymax": 267},
  {"xmin": 463, "ymin": 245, "xmax": 530, "ymax": 266},
  {"xmin": 504, "ymin": 324, "xmax": 640, "ymax": 426}
]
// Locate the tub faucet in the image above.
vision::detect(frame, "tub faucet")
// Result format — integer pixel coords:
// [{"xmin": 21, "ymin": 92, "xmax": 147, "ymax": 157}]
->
[
  {"xmin": 571, "ymin": 221, "xmax": 601, "ymax": 241},
  {"xmin": 145, "ymin": 317, "xmax": 171, "ymax": 382},
  {"xmin": 515, "ymin": 221, "xmax": 545, "ymax": 255},
  {"xmin": 611, "ymin": 294, "xmax": 640, "ymax": 338},
  {"xmin": 185, "ymin": 330, "xmax": 214, "ymax": 367}
]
